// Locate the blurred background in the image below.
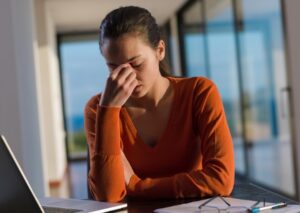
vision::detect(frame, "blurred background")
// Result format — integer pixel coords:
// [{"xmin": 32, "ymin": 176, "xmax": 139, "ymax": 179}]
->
[{"xmin": 1, "ymin": 0, "xmax": 300, "ymax": 202}]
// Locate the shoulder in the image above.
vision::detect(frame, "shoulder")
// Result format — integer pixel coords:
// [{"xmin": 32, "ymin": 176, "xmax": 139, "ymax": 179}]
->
[
  {"xmin": 193, "ymin": 77, "xmax": 218, "ymax": 98},
  {"xmin": 190, "ymin": 77, "xmax": 222, "ymax": 113},
  {"xmin": 84, "ymin": 93, "xmax": 101, "ymax": 117},
  {"xmin": 168, "ymin": 76, "xmax": 217, "ymax": 95},
  {"xmin": 169, "ymin": 76, "xmax": 221, "ymax": 112}
]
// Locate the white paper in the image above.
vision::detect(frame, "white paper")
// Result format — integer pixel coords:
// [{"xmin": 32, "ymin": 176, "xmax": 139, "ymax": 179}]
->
[{"xmin": 154, "ymin": 197, "xmax": 300, "ymax": 213}]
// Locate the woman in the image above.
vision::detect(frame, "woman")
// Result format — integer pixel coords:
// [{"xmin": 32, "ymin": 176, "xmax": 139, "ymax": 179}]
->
[{"xmin": 84, "ymin": 6, "xmax": 234, "ymax": 202}]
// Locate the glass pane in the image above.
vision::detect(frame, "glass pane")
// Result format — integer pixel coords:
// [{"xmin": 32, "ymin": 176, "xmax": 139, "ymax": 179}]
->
[
  {"xmin": 59, "ymin": 34, "xmax": 107, "ymax": 159},
  {"xmin": 181, "ymin": 0, "xmax": 207, "ymax": 77},
  {"xmin": 237, "ymin": 0, "xmax": 296, "ymax": 196},
  {"xmin": 205, "ymin": 0, "xmax": 246, "ymax": 174}
]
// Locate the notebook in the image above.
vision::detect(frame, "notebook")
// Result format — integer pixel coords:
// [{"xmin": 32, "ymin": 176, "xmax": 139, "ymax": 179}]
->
[{"xmin": 0, "ymin": 134, "xmax": 127, "ymax": 213}]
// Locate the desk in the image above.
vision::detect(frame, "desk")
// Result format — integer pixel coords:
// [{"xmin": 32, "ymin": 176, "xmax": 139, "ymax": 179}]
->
[
  {"xmin": 43, "ymin": 182, "xmax": 298, "ymax": 213},
  {"xmin": 123, "ymin": 182, "xmax": 298, "ymax": 213}
]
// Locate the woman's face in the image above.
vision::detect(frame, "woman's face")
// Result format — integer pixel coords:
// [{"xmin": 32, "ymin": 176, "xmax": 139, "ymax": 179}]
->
[{"xmin": 101, "ymin": 33, "xmax": 165, "ymax": 98}]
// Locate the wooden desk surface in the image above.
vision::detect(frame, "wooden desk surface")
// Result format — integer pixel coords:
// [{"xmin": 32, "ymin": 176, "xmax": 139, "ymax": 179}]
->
[{"xmin": 120, "ymin": 181, "xmax": 298, "ymax": 213}]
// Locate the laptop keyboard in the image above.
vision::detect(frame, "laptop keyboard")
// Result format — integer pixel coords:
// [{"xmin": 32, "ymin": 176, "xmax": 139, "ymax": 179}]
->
[{"xmin": 43, "ymin": 206, "xmax": 82, "ymax": 213}]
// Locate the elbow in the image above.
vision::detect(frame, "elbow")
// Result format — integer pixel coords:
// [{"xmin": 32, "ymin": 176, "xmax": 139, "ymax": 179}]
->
[
  {"xmin": 218, "ymin": 179, "xmax": 234, "ymax": 196},
  {"xmin": 88, "ymin": 178, "xmax": 126, "ymax": 202},
  {"xmin": 214, "ymin": 170, "xmax": 235, "ymax": 196},
  {"xmin": 203, "ymin": 165, "xmax": 234, "ymax": 196},
  {"xmin": 216, "ymin": 157, "xmax": 235, "ymax": 196}
]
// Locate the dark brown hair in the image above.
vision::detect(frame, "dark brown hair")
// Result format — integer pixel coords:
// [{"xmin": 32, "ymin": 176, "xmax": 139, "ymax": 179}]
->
[{"xmin": 99, "ymin": 6, "xmax": 169, "ymax": 76}]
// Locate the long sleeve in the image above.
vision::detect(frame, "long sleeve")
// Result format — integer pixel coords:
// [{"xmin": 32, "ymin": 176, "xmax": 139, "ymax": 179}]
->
[
  {"xmin": 84, "ymin": 96, "xmax": 126, "ymax": 202},
  {"xmin": 126, "ymin": 80, "xmax": 235, "ymax": 199}
]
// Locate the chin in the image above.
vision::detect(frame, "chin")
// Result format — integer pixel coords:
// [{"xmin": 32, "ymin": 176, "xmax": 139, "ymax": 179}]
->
[{"xmin": 130, "ymin": 91, "xmax": 145, "ymax": 99}]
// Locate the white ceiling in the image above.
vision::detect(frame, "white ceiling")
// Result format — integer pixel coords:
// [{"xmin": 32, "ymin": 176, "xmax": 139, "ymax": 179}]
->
[{"xmin": 45, "ymin": 0, "xmax": 187, "ymax": 33}]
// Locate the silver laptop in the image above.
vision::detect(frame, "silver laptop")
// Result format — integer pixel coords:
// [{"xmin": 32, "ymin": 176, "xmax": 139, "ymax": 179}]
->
[{"xmin": 0, "ymin": 135, "xmax": 127, "ymax": 213}]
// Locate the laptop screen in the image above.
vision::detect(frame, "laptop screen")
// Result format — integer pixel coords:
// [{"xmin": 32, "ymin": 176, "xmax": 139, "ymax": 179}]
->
[{"xmin": 0, "ymin": 136, "xmax": 43, "ymax": 212}]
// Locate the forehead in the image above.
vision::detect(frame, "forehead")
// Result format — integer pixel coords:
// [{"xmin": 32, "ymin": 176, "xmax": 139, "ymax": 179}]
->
[{"xmin": 101, "ymin": 33, "xmax": 153, "ymax": 63}]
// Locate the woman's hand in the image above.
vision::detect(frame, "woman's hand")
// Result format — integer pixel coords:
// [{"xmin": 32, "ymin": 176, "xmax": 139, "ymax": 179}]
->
[
  {"xmin": 100, "ymin": 64, "xmax": 138, "ymax": 107},
  {"xmin": 121, "ymin": 151, "xmax": 135, "ymax": 185}
]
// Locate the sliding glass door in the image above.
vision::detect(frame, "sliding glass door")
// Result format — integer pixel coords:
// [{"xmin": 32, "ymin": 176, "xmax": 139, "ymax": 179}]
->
[
  {"xmin": 178, "ymin": 0, "xmax": 296, "ymax": 198},
  {"xmin": 237, "ymin": 0, "xmax": 296, "ymax": 196}
]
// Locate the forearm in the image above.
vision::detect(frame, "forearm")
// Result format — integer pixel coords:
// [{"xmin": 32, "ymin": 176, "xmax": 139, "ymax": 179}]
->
[
  {"xmin": 85, "ymin": 105, "xmax": 126, "ymax": 202},
  {"xmin": 89, "ymin": 153, "xmax": 125, "ymax": 201},
  {"xmin": 93, "ymin": 106, "xmax": 122, "ymax": 155},
  {"xmin": 126, "ymin": 161, "xmax": 234, "ymax": 199}
]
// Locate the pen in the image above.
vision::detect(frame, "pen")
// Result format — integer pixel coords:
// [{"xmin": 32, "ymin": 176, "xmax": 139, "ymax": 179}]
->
[{"xmin": 251, "ymin": 202, "xmax": 287, "ymax": 212}]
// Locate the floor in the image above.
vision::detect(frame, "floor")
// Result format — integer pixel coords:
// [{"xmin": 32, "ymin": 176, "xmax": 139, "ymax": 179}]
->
[{"xmin": 50, "ymin": 161, "xmax": 88, "ymax": 199}]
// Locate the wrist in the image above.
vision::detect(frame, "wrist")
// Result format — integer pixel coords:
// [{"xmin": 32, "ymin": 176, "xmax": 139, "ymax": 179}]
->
[
  {"xmin": 99, "ymin": 102, "xmax": 122, "ymax": 108},
  {"xmin": 99, "ymin": 98, "xmax": 122, "ymax": 108}
]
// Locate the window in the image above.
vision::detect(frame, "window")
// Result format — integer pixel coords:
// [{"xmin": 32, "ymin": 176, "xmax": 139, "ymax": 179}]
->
[
  {"xmin": 58, "ymin": 34, "xmax": 107, "ymax": 160},
  {"xmin": 236, "ymin": 0, "xmax": 296, "ymax": 196},
  {"xmin": 179, "ymin": 0, "xmax": 246, "ymax": 175},
  {"xmin": 178, "ymin": 0, "xmax": 208, "ymax": 77},
  {"xmin": 178, "ymin": 0, "xmax": 296, "ymax": 198}
]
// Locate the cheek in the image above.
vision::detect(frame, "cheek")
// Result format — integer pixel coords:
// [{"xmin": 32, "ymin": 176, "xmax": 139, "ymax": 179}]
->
[
  {"xmin": 144, "ymin": 58, "xmax": 160, "ymax": 73},
  {"xmin": 136, "ymin": 63, "xmax": 158, "ymax": 79},
  {"xmin": 134, "ymin": 56, "xmax": 160, "ymax": 81}
]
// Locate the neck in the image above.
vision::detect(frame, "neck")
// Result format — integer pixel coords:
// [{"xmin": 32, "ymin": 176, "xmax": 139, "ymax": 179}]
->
[{"xmin": 127, "ymin": 75, "xmax": 170, "ymax": 110}]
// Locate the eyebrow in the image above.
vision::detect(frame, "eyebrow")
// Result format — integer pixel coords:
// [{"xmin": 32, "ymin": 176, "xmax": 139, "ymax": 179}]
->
[{"xmin": 107, "ymin": 55, "xmax": 142, "ymax": 66}]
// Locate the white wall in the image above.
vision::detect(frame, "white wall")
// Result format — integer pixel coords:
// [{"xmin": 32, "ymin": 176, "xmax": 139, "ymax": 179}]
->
[
  {"xmin": 284, "ymin": 0, "xmax": 300, "ymax": 201},
  {"xmin": 0, "ymin": 0, "xmax": 46, "ymax": 196},
  {"xmin": 0, "ymin": 0, "xmax": 67, "ymax": 197},
  {"xmin": 34, "ymin": 0, "xmax": 67, "ymax": 185}
]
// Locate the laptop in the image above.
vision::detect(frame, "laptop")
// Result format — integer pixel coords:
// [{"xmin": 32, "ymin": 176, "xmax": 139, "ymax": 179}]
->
[{"xmin": 0, "ymin": 135, "xmax": 127, "ymax": 213}]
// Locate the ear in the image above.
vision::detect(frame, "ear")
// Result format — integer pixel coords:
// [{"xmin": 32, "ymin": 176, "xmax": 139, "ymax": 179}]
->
[{"xmin": 156, "ymin": 40, "xmax": 165, "ymax": 61}]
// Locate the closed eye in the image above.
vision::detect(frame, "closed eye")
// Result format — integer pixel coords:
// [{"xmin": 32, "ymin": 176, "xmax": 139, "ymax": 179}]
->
[
  {"xmin": 131, "ymin": 62, "xmax": 143, "ymax": 68},
  {"xmin": 132, "ymin": 64, "xmax": 142, "ymax": 68}
]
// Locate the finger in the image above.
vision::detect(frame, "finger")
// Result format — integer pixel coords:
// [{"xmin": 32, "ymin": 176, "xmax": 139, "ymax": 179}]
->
[
  {"xmin": 127, "ymin": 79, "xmax": 139, "ymax": 94},
  {"xmin": 124, "ymin": 71, "xmax": 137, "ymax": 84},
  {"xmin": 116, "ymin": 66, "xmax": 135, "ymax": 84},
  {"xmin": 115, "ymin": 63, "xmax": 130, "ymax": 72},
  {"xmin": 110, "ymin": 63, "xmax": 130, "ymax": 80},
  {"xmin": 122, "ymin": 72, "xmax": 137, "ymax": 89}
]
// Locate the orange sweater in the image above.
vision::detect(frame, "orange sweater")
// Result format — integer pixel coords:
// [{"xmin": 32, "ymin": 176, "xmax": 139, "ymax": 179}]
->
[{"xmin": 84, "ymin": 77, "xmax": 235, "ymax": 202}]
